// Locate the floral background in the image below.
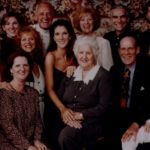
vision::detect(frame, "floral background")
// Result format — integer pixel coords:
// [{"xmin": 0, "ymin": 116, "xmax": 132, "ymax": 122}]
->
[{"xmin": 0, "ymin": 0, "xmax": 150, "ymax": 35}]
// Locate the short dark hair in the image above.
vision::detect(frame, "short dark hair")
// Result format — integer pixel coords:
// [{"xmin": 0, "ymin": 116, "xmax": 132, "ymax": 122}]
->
[
  {"xmin": 5, "ymin": 51, "xmax": 33, "ymax": 81},
  {"xmin": 111, "ymin": 4, "xmax": 129, "ymax": 17},
  {"xmin": 7, "ymin": 50, "xmax": 33, "ymax": 71}
]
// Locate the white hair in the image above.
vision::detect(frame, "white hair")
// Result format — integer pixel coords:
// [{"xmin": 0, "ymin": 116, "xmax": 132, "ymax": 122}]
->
[{"xmin": 73, "ymin": 36, "xmax": 99, "ymax": 62}]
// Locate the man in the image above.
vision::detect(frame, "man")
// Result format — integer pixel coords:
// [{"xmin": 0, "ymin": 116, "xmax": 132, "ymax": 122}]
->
[
  {"xmin": 32, "ymin": 2, "xmax": 54, "ymax": 55},
  {"xmin": 104, "ymin": 5, "xmax": 139, "ymax": 65},
  {"xmin": 110, "ymin": 36, "xmax": 150, "ymax": 150}
]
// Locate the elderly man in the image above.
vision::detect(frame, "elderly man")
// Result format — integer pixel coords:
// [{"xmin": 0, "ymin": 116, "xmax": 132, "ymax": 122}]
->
[
  {"xmin": 110, "ymin": 36, "xmax": 150, "ymax": 150},
  {"xmin": 104, "ymin": 5, "xmax": 139, "ymax": 65},
  {"xmin": 31, "ymin": 2, "xmax": 54, "ymax": 54}
]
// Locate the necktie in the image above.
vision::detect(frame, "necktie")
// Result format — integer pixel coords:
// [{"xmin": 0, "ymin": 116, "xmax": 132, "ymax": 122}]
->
[{"xmin": 120, "ymin": 68, "xmax": 131, "ymax": 109}]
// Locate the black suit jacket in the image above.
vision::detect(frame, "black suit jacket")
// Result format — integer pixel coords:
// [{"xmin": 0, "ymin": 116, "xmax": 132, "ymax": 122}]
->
[{"xmin": 110, "ymin": 55, "xmax": 150, "ymax": 130}]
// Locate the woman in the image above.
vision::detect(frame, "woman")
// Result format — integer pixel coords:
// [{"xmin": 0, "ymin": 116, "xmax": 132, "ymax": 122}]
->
[
  {"xmin": 18, "ymin": 26, "xmax": 45, "ymax": 122},
  {"xmin": 0, "ymin": 11, "xmax": 23, "ymax": 64},
  {"xmin": 0, "ymin": 51, "xmax": 47, "ymax": 150},
  {"xmin": 73, "ymin": 7, "xmax": 113, "ymax": 71},
  {"xmin": 0, "ymin": 11, "xmax": 23, "ymax": 82},
  {"xmin": 43, "ymin": 19, "xmax": 76, "ymax": 149},
  {"xmin": 57, "ymin": 36, "xmax": 112, "ymax": 150}
]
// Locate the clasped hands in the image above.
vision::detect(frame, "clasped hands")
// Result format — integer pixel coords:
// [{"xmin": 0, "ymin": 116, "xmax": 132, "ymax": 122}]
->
[
  {"xmin": 61, "ymin": 108, "xmax": 83, "ymax": 129},
  {"xmin": 122, "ymin": 121, "xmax": 150, "ymax": 142},
  {"xmin": 28, "ymin": 140, "xmax": 47, "ymax": 150}
]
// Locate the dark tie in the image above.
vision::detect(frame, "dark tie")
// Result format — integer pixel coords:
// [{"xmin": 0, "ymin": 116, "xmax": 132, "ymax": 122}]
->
[{"xmin": 120, "ymin": 68, "xmax": 131, "ymax": 109}]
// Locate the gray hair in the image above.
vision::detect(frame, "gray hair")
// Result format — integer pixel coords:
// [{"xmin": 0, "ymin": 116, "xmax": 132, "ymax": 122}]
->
[
  {"xmin": 111, "ymin": 4, "xmax": 129, "ymax": 17},
  {"xmin": 73, "ymin": 36, "xmax": 99, "ymax": 62},
  {"xmin": 35, "ymin": 2, "xmax": 54, "ymax": 14}
]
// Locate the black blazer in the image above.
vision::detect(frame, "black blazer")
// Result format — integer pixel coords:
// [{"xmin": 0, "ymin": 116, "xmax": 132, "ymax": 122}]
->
[{"xmin": 110, "ymin": 55, "xmax": 150, "ymax": 127}]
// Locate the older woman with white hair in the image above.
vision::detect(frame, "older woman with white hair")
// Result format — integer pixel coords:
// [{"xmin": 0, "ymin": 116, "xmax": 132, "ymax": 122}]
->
[{"xmin": 57, "ymin": 36, "xmax": 112, "ymax": 150}]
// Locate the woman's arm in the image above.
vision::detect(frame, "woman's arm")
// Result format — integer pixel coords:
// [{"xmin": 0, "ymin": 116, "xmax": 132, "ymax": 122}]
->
[
  {"xmin": 45, "ymin": 52, "xmax": 74, "ymax": 122},
  {"xmin": 0, "ymin": 81, "xmax": 13, "ymax": 90}
]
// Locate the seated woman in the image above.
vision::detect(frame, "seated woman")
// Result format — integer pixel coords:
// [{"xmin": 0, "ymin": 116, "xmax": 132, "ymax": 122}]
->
[
  {"xmin": 72, "ymin": 7, "xmax": 113, "ymax": 71},
  {"xmin": 57, "ymin": 36, "xmax": 112, "ymax": 150},
  {"xmin": 43, "ymin": 19, "xmax": 77, "ymax": 150},
  {"xmin": 0, "ymin": 51, "xmax": 47, "ymax": 150}
]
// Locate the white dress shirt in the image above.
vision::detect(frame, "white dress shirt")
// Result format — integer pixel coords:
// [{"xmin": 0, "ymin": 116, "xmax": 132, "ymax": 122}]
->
[{"xmin": 31, "ymin": 24, "xmax": 50, "ymax": 54}]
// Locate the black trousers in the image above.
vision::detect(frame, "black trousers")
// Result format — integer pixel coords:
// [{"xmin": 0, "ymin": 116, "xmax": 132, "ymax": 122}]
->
[
  {"xmin": 137, "ymin": 143, "xmax": 150, "ymax": 150},
  {"xmin": 58, "ymin": 123, "xmax": 102, "ymax": 150}
]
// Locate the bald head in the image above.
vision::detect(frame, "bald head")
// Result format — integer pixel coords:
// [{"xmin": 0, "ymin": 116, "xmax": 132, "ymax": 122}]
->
[
  {"xmin": 35, "ymin": 2, "xmax": 54, "ymax": 29},
  {"xmin": 118, "ymin": 36, "xmax": 140, "ymax": 67},
  {"xmin": 119, "ymin": 36, "xmax": 137, "ymax": 48}
]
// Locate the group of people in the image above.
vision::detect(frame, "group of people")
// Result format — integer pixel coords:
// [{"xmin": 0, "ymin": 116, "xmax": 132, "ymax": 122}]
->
[{"xmin": 0, "ymin": 1, "xmax": 150, "ymax": 150}]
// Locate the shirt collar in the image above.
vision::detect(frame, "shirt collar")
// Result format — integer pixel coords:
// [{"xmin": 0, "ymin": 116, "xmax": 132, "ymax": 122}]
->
[
  {"xmin": 126, "ymin": 62, "xmax": 136, "ymax": 73},
  {"xmin": 36, "ymin": 24, "xmax": 49, "ymax": 34},
  {"xmin": 73, "ymin": 64, "xmax": 100, "ymax": 84}
]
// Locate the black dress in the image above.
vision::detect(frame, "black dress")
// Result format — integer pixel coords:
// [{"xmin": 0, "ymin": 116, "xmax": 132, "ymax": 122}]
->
[{"xmin": 43, "ymin": 67, "xmax": 65, "ymax": 150}]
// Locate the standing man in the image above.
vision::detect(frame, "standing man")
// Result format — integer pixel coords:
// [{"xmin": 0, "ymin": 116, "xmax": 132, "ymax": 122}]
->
[
  {"xmin": 104, "ymin": 5, "xmax": 139, "ymax": 65},
  {"xmin": 110, "ymin": 36, "xmax": 150, "ymax": 150},
  {"xmin": 32, "ymin": 2, "xmax": 54, "ymax": 55}
]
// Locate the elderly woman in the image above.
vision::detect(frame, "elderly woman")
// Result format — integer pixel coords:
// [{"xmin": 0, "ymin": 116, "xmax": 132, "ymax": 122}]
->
[
  {"xmin": 57, "ymin": 36, "xmax": 112, "ymax": 150},
  {"xmin": 72, "ymin": 7, "xmax": 113, "ymax": 71},
  {"xmin": 0, "ymin": 51, "xmax": 47, "ymax": 150}
]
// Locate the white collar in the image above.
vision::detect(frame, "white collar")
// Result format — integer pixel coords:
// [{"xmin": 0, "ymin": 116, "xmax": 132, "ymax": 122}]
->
[
  {"xmin": 34, "ymin": 24, "xmax": 49, "ymax": 34},
  {"xmin": 73, "ymin": 64, "xmax": 100, "ymax": 84}
]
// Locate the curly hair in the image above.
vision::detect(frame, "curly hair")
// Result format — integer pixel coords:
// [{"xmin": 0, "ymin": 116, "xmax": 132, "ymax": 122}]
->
[
  {"xmin": 72, "ymin": 7, "xmax": 100, "ymax": 32},
  {"xmin": 18, "ymin": 26, "xmax": 44, "ymax": 65}
]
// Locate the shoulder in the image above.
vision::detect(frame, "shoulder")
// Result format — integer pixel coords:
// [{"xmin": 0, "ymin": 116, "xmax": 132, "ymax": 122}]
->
[
  {"xmin": 30, "ymin": 24, "xmax": 38, "ymax": 29},
  {"xmin": 25, "ymin": 85, "xmax": 39, "ymax": 96},
  {"xmin": 0, "ymin": 89, "xmax": 12, "ymax": 103},
  {"xmin": 96, "ymin": 66, "xmax": 111, "ymax": 79},
  {"xmin": 96, "ymin": 36, "xmax": 109, "ymax": 44},
  {"xmin": 0, "ymin": 34, "xmax": 7, "ymax": 43},
  {"xmin": 96, "ymin": 36, "xmax": 109, "ymax": 45},
  {"xmin": 0, "ymin": 89, "xmax": 9, "ymax": 95},
  {"xmin": 110, "ymin": 63, "xmax": 124, "ymax": 74},
  {"xmin": 45, "ymin": 52, "xmax": 55, "ymax": 63},
  {"xmin": 136, "ymin": 55, "xmax": 150, "ymax": 72},
  {"xmin": 104, "ymin": 31, "xmax": 115, "ymax": 38}
]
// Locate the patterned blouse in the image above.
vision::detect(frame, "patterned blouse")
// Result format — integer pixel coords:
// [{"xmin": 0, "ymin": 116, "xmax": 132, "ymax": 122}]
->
[{"xmin": 0, "ymin": 85, "xmax": 42, "ymax": 150}]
